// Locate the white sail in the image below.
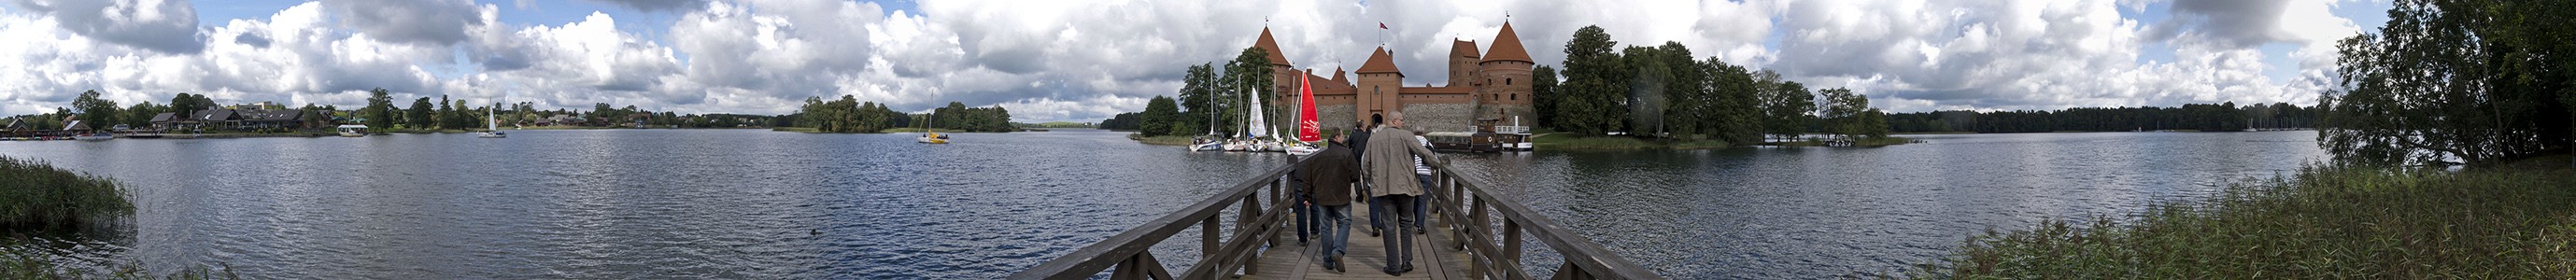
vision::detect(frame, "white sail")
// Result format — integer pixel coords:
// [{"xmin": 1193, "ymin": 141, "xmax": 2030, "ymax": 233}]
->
[{"xmin": 1247, "ymin": 88, "xmax": 1267, "ymax": 138}]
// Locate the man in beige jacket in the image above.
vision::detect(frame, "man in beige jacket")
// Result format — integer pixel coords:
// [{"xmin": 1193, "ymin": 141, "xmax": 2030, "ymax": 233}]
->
[{"xmin": 1362, "ymin": 111, "xmax": 1438, "ymax": 276}]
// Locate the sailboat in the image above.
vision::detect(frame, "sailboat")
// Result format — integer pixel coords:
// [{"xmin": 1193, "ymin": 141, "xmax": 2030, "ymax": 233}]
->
[
  {"xmin": 477, "ymin": 104, "xmax": 507, "ymax": 138},
  {"xmin": 1246, "ymin": 87, "xmax": 1281, "ymax": 152},
  {"xmin": 1285, "ymin": 74, "xmax": 1323, "ymax": 156},
  {"xmin": 917, "ymin": 112, "xmax": 949, "ymax": 144}
]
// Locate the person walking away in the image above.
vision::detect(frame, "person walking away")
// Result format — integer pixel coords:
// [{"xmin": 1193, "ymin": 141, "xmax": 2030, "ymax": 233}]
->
[
  {"xmin": 1363, "ymin": 111, "xmax": 1438, "ymax": 276},
  {"xmin": 1289, "ymin": 142, "xmax": 1317, "ymax": 246},
  {"xmin": 1298, "ymin": 132, "xmax": 1363, "ymax": 273},
  {"xmin": 1410, "ymin": 131, "xmax": 1433, "ymax": 235},
  {"xmin": 1348, "ymin": 120, "xmax": 1382, "ymax": 237}
]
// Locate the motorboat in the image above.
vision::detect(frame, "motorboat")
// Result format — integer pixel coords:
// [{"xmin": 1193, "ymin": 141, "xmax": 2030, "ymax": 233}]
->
[
  {"xmin": 337, "ymin": 124, "xmax": 369, "ymax": 137},
  {"xmin": 1285, "ymin": 142, "xmax": 1321, "ymax": 156}
]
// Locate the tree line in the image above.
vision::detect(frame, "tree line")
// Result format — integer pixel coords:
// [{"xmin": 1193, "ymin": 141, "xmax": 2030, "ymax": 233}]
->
[
  {"xmin": 787, "ymin": 95, "xmax": 1014, "ymax": 133},
  {"xmin": 1112, "ymin": 47, "xmax": 1275, "ymax": 138},
  {"xmin": 1536, "ymin": 25, "xmax": 1885, "ymax": 143},
  {"xmin": 2318, "ymin": 0, "xmax": 2574, "ymax": 167},
  {"xmin": 1888, "ymin": 102, "xmax": 2319, "ymax": 133}
]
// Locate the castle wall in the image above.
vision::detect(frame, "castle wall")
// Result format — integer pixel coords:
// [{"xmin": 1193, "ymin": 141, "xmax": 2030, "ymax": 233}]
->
[{"xmin": 1400, "ymin": 103, "xmax": 1478, "ymax": 133}]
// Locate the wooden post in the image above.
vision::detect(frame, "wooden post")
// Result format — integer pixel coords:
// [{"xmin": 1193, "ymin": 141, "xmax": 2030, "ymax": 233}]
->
[
  {"xmin": 1201, "ymin": 216, "xmax": 1218, "ymax": 279},
  {"xmin": 1504, "ymin": 220, "xmax": 1522, "ymax": 271}
]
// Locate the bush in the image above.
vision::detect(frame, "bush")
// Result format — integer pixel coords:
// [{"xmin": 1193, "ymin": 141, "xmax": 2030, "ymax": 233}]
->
[
  {"xmin": 1913, "ymin": 162, "xmax": 2576, "ymax": 278},
  {"xmin": 0, "ymin": 157, "xmax": 133, "ymax": 228}
]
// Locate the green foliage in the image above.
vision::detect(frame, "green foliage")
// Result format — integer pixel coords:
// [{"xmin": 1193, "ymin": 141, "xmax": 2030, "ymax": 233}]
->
[
  {"xmin": 1818, "ymin": 88, "xmax": 1888, "ymax": 141},
  {"xmin": 3, "ymin": 242, "xmax": 238, "ymax": 280},
  {"xmin": 1888, "ymin": 103, "xmax": 2314, "ymax": 133},
  {"xmin": 793, "ymin": 95, "xmax": 905, "ymax": 133},
  {"xmin": 1755, "ymin": 71, "xmax": 1816, "ymax": 141},
  {"xmin": 1556, "ymin": 25, "xmax": 1629, "ymax": 135},
  {"xmin": 363, "ymin": 89, "xmax": 395, "ymax": 131},
  {"xmin": 70, "ymin": 90, "xmax": 119, "ymax": 129},
  {"xmin": 0, "ymin": 157, "xmax": 133, "ymax": 228},
  {"xmin": 1916, "ymin": 162, "xmax": 2576, "ymax": 278},
  {"xmin": 405, "ymin": 97, "xmax": 433, "ymax": 130},
  {"xmin": 1175, "ymin": 63, "xmax": 1219, "ymax": 136},
  {"xmin": 1213, "ymin": 48, "xmax": 1274, "ymax": 137},
  {"xmin": 1139, "ymin": 95, "xmax": 1180, "ymax": 136},
  {"xmin": 121, "ymin": 102, "xmax": 168, "ymax": 129},
  {"xmin": 929, "ymin": 102, "xmax": 1016, "ymax": 133},
  {"xmin": 1530, "ymin": 65, "xmax": 1559, "ymax": 128},
  {"xmin": 2320, "ymin": 0, "xmax": 2576, "ymax": 167}
]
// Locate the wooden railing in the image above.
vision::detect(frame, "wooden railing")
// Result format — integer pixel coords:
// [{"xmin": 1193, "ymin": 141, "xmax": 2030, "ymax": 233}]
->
[
  {"xmin": 1013, "ymin": 147, "xmax": 1663, "ymax": 280},
  {"xmin": 1011, "ymin": 157, "xmax": 1302, "ymax": 280},
  {"xmin": 1414, "ymin": 148, "xmax": 1663, "ymax": 280}
]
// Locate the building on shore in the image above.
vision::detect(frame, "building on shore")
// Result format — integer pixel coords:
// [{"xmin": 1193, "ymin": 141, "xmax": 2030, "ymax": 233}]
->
[{"xmin": 1247, "ymin": 21, "xmax": 1538, "ymax": 133}]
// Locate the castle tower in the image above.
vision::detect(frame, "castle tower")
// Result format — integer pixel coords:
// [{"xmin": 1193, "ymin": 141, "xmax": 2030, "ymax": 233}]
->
[
  {"xmin": 1254, "ymin": 27, "xmax": 1300, "ymax": 132},
  {"xmin": 1354, "ymin": 47, "xmax": 1404, "ymax": 126},
  {"xmin": 1448, "ymin": 39, "xmax": 1481, "ymax": 88},
  {"xmin": 1478, "ymin": 21, "xmax": 1536, "ymax": 123}
]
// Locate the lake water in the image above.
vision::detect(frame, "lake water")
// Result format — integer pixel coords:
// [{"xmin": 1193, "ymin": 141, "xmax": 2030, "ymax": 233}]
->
[{"xmin": 0, "ymin": 129, "xmax": 2325, "ymax": 278}]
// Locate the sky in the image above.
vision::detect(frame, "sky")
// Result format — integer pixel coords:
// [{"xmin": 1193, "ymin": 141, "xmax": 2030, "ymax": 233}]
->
[{"xmin": 0, "ymin": 0, "xmax": 2392, "ymax": 122}]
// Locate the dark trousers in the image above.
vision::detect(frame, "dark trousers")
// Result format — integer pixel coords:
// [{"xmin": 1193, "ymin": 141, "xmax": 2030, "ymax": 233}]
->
[
  {"xmin": 1412, "ymin": 175, "xmax": 1434, "ymax": 231},
  {"xmin": 1294, "ymin": 190, "xmax": 1315, "ymax": 243},
  {"xmin": 1374, "ymin": 194, "xmax": 1418, "ymax": 270}
]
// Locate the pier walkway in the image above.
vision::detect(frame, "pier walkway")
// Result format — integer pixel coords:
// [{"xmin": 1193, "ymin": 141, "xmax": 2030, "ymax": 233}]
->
[{"xmin": 1013, "ymin": 148, "xmax": 1663, "ymax": 280}]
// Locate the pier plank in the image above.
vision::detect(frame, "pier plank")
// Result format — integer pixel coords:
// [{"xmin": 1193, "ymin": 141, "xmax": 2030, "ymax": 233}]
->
[{"xmin": 1240, "ymin": 203, "xmax": 1468, "ymax": 280}]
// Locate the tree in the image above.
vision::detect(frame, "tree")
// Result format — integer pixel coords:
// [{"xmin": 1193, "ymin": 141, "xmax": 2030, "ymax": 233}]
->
[
  {"xmin": 364, "ymin": 88, "xmax": 395, "ymax": 130},
  {"xmin": 1703, "ymin": 57, "xmax": 1763, "ymax": 145},
  {"xmin": 435, "ymin": 95, "xmax": 455, "ymax": 130},
  {"xmin": 2318, "ymin": 0, "xmax": 2574, "ymax": 166},
  {"xmin": 1756, "ymin": 70, "xmax": 1817, "ymax": 141},
  {"xmin": 1219, "ymin": 48, "xmax": 1274, "ymax": 136},
  {"xmin": 1176, "ymin": 63, "xmax": 1219, "ymax": 135},
  {"xmin": 122, "ymin": 102, "xmax": 167, "ymax": 129},
  {"xmin": 407, "ymin": 97, "xmax": 434, "ymax": 130},
  {"xmin": 1819, "ymin": 87, "xmax": 1883, "ymax": 141},
  {"xmin": 1557, "ymin": 25, "xmax": 1628, "ymax": 135},
  {"xmin": 1531, "ymin": 65, "xmax": 1559, "ymax": 128},
  {"xmin": 71, "ymin": 90, "xmax": 120, "ymax": 129},
  {"xmin": 1622, "ymin": 46, "xmax": 1670, "ymax": 136},
  {"xmin": 1140, "ymin": 95, "xmax": 1179, "ymax": 136}
]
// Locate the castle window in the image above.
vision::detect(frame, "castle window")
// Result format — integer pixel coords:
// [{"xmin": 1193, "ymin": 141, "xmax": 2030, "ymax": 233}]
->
[
  {"xmin": 1507, "ymin": 78, "xmax": 1513, "ymax": 85},
  {"xmin": 1512, "ymin": 93, "xmax": 1518, "ymax": 101}
]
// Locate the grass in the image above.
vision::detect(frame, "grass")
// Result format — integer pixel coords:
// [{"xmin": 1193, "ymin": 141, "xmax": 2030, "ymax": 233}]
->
[
  {"xmin": 1127, "ymin": 133, "xmax": 1197, "ymax": 146},
  {"xmin": 1911, "ymin": 156, "xmax": 2576, "ymax": 279},
  {"xmin": 0, "ymin": 157, "xmax": 133, "ymax": 229}
]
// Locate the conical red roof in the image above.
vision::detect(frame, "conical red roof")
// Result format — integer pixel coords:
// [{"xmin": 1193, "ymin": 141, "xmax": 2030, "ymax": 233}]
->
[
  {"xmin": 1255, "ymin": 27, "xmax": 1292, "ymax": 66},
  {"xmin": 1355, "ymin": 47, "xmax": 1402, "ymax": 75},
  {"xmin": 1481, "ymin": 21, "xmax": 1533, "ymax": 63}
]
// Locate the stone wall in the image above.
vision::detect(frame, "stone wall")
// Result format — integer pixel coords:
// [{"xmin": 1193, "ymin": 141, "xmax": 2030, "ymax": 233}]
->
[
  {"xmin": 1400, "ymin": 103, "xmax": 1478, "ymax": 133},
  {"xmin": 1317, "ymin": 105, "xmax": 1358, "ymax": 133}
]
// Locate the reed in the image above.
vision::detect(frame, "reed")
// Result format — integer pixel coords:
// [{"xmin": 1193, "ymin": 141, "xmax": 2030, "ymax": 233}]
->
[
  {"xmin": 1, "ymin": 243, "xmax": 236, "ymax": 280},
  {"xmin": 1912, "ymin": 160, "xmax": 2576, "ymax": 278},
  {"xmin": 0, "ymin": 157, "xmax": 133, "ymax": 229}
]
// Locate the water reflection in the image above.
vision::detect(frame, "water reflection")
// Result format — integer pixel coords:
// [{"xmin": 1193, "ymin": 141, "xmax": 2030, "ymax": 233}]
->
[{"xmin": 0, "ymin": 130, "xmax": 2322, "ymax": 278}]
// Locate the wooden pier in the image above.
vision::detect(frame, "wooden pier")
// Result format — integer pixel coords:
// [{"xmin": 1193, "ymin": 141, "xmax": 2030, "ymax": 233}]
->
[{"xmin": 1013, "ymin": 148, "xmax": 1663, "ymax": 280}]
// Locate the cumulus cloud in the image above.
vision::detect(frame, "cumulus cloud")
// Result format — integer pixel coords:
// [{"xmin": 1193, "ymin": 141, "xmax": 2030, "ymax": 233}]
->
[
  {"xmin": 324, "ymin": 0, "xmax": 487, "ymax": 45},
  {"xmin": 8, "ymin": 0, "xmax": 204, "ymax": 53},
  {"xmin": 0, "ymin": 0, "xmax": 2385, "ymax": 121}
]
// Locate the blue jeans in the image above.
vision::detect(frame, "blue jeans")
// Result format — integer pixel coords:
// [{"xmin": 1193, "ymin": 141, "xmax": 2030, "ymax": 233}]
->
[
  {"xmin": 1367, "ymin": 190, "xmax": 1387, "ymax": 231},
  {"xmin": 1293, "ymin": 189, "xmax": 1314, "ymax": 243},
  {"xmin": 1319, "ymin": 204, "xmax": 1352, "ymax": 259},
  {"xmin": 1413, "ymin": 175, "xmax": 1433, "ymax": 231}
]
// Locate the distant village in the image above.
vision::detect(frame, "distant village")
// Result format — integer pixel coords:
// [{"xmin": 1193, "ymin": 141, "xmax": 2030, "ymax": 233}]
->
[{"xmin": 3, "ymin": 91, "xmax": 776, "ymax": 140}]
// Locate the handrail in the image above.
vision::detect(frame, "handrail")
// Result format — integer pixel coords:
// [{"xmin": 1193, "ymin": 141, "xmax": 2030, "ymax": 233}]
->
[
  {"xmin": 1415, "ymin": 148, "xmax": 1664, "ymax": 280},
  {"xmin": 1015, "ymin": 146, "xmax": 1664, "ymax": 280},
  {"xmin": 1011, "ymin": 156, "xmax": 1303, "ymax": 280}
]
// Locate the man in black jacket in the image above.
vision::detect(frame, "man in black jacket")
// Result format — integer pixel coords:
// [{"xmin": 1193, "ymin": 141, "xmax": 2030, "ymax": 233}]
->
[
  {"xmin": 1298, "ymin": 133, "xmax": 1362, "ymax": 273},
  {"xmin": 1348, "ymin": 116, "xmax": 1381, "ymax": 236}
]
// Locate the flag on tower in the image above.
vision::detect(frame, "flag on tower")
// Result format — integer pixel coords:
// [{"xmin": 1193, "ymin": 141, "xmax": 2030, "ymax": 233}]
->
[{"xmin": 1379, "ymin": 22, "xmax": 1387, "ymax": 29}]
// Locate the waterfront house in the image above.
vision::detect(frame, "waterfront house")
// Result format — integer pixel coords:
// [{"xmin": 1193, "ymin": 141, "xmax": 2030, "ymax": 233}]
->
[{"xmin": 234, "ymin": 109, "xmax": 304, "ymax": 131}]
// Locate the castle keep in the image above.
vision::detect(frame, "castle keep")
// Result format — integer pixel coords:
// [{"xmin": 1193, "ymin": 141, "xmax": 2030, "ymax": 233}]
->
[{"xmin": 1250, "ymin": 21, "xmax": 1537, "ymax": 133}]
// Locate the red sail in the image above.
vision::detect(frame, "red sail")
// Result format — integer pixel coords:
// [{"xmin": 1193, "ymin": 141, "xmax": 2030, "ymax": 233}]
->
[{"xmin": 1296, "ymin": 75, "xmax": 1322, "ymax": 142}]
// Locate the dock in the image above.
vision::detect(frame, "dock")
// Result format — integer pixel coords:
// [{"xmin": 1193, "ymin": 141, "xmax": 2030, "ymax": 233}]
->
[{"xmin": 1013, "ymin": 148, "xmax": 1663, "ymax": 280}]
